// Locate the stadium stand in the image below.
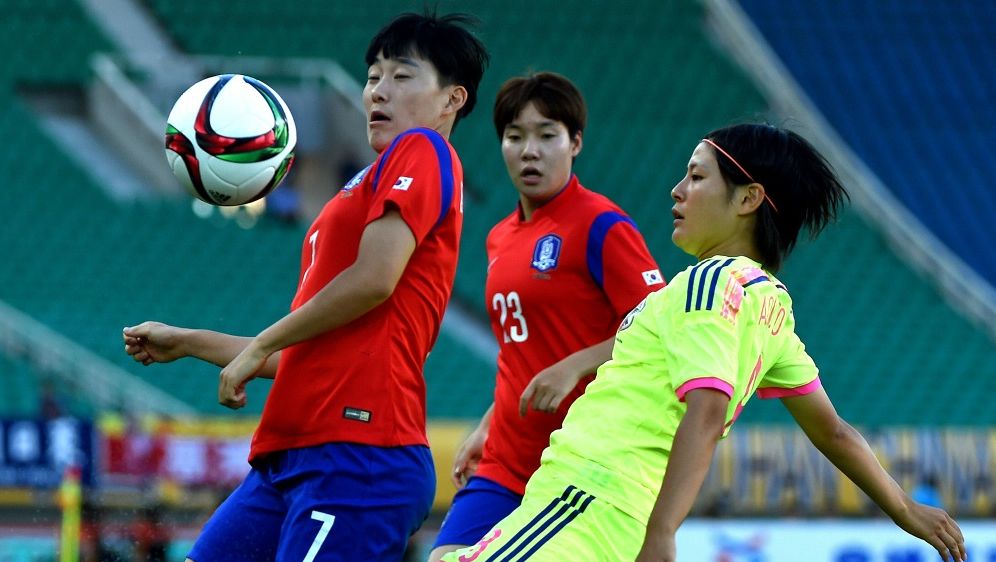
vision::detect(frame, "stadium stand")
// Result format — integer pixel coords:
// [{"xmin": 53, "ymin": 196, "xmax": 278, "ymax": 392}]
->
[
  {"xmin": 739, "ymin": 0, "xmax": 996, "ymax": 286},
  {"xmin": 0, "ymin": 355, "xmax": 41, "ymax": 418},
  {"xmin": 142, "ymin": 0, "xmax": 765, "ymax": 309},
  {"xmin": 728, "ymin": 0, "xmax": 996, "ymax": 425},
  {"xmin": 741, "ymin": 210, "xmax": 996, "ymax": 427},
  {"xmin": 1, "ymin": 2, "xmax": 995, "ymax": 557},
  {"xmin": 0, "ymin": 0, "xmax": 111, "ymax": 84},
  {"xmin": 0, "ymin": 105, "xmax": 298, "ymax": 413},
  {"xmin": 0, "ymin": 1, "xmax": 115, "ymax": 416},
  {"xmin": 0, "ymin": 350, "xmax": 96, "ymax": 418},
  {"xmin": 138, "ymin": 0, "xmax": 996, "ymax": 425},
  {"xmin": 0, "ymin": 2, "xmax": 301, "ymax": 412},
  {"xmin": 0, "ymin": 0, "xmax": 993, "ymax": 426}
]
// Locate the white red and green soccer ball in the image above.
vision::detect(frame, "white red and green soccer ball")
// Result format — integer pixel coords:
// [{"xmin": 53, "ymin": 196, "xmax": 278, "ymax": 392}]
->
[{"xmin": 165, "ymin": 74, "xmax": 297, "ymax": 206}]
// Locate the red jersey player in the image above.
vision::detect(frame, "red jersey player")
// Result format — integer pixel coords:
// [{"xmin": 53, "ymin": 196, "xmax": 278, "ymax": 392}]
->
[
  {"xmin": 430, "ymin": 72, "xmax": 665, "ymax": 561},
  {"xmin": 123, "ymin": 12, "xmax": 489, "ymax": 562}
]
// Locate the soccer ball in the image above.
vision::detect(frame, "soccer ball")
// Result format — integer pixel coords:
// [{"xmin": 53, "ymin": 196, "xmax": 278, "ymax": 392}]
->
[{"xmin": 165, "ymin": 74, "xmax": 297, "ymax": 206}]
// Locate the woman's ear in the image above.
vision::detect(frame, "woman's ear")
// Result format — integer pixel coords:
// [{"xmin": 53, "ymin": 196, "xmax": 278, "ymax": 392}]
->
[
  {"xmin": 738, "ymin": 183, "xmax": 767, "ymax": 215},
  {"xmin": 571, "ymin": 130, "xmax": 583, "ymax": 158},
  {"xmin": 444, "ymin": 85, "xmax": 468, "ymax": 117}
]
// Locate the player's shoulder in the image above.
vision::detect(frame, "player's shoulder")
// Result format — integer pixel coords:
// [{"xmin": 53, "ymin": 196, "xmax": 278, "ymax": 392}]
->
[
  {"xmin": 565, "ymin": 185, "xmax": 643, "ymax": 247},
  {"xmin": 486, "ymin": 210, "xmax": 520, "ymax": 241},
  {"xmin": 669, "ymin": 256, "xmax": 736, "ymax": 294},
  {"xmin": 572, "ymin": 182, "xmax": 631, "ymax": 219},
  {"xmin": 671, "ymin": 256, "xmax": 783, "ymax": 313},
  {"xmin": 371, "ymin": 128, "xmax": 458, "ymax": 191}
]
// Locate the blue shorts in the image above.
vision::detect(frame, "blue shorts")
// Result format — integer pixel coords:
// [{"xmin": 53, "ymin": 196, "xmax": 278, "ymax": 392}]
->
[
  {"xmin": 433, "ymin": 476, "xmax": 523, "ymax": 548},
  {"xmin": 188, "ymin": 442, "xmax": 434, "ymax": 562}
]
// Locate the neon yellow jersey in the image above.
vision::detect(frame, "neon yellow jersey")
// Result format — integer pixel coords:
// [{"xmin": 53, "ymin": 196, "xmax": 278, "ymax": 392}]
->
[{"xmin": 538, "ymin": 255, "xmax": 820, "ymax": 523}]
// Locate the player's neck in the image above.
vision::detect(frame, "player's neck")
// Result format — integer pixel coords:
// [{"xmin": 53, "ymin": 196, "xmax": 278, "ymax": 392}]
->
[
  {"xmin": 518, "ymin": 199, "xmax": 536, "ymax": 221},
  {"xmin": 432, "ymin": 117, "xmax": 456, "ymax": 141},
  {"xmin": 696, "ymin": 237, "xmax": 762, "ymax": 266},
  {"xmin": 517, "ymin": 194, "xmax": 551, "ymax": 222},
  {"xmin": 517, "ymin": 176, "xmax": 573, "ymax": 221}
]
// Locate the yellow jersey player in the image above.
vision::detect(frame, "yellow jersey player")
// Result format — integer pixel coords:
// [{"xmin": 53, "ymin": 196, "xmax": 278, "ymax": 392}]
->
[{"xmin": 445, "ymin": 124, "xmax": 965, "ymax": 562}]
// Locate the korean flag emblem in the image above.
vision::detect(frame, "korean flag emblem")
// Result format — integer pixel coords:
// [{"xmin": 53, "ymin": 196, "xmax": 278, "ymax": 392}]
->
[
  {"xmin": 392, "ymin": 176, "xmax": 414, "ymax": 191},
  {"xmin": 642, "ymin": 269, "xmax": 664, "ymax": 286},
  {"xmin": 531, "ymin": 234, "xmax": 562, "ymax": 272}
]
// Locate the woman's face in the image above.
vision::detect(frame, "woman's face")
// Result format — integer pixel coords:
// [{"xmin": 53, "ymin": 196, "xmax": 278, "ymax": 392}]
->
[
  {"xmin": 670, "ymin": 142, "xmax": 742, "ymax": 258},
  {"xmin": 363, "ymin": 52, "xmax": 457, "ymax": 153},
  {"xmin": 500, "ymin": 101, "xmax": 581, "ymax": 204}
]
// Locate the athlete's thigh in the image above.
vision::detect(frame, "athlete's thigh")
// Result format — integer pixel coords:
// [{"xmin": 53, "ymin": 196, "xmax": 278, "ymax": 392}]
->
[
  {"xmin": 443, "ymin": 482, "xmax": 642, "ymax": 562},
  {"xmin": 274, "ymin": 443, "xmax": 435, "ymax": 561},
  {"xmin": 188, "ymin": 468, "xmax": 286, "ymax": 562},
  {"xmin": 510, "ymin": 494, "xmax": 643, "ymax": 562}
]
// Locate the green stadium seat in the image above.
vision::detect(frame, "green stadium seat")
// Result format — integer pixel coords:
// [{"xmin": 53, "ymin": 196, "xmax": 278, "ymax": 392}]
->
[
  {"xmin": 0, "ymin": 0, "xmax": 992, "ymax": 426},
  {"xmin": 0, "ymin": 355, "xmax": 42, "ymax": 417}
]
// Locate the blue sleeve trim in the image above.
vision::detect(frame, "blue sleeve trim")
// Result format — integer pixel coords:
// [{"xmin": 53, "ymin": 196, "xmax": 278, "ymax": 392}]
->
[
  {"xmin": 586, "ymin": 211, "xmax": 637, "ymax": 289},
  {"xmin": 704, "ymin": 258, "xmax": 736, "ymax": 309},
  {"xmin": 685, "ymin": 257, "xmax": 735, "ymax": 312},
  {"xmin": 686, "ymin": 260, "xmax": 710, "ymax": 312},
  {"xmin": 742, "ymin": 275, "xmax": 770, "ymax": 288},
  {"xmin": 421, "ymin": 130, "xmax": 455, "ymax": 229},
  {"xmin": 694, "ymin": 259, "xmax": 724, "ymax": 311},
  {"xmin": 369, "ymin": 128, "xmax": 454, "ymax": 229}
]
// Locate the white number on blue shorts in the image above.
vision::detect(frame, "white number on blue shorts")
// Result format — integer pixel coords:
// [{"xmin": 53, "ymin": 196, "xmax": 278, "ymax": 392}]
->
[{"xmin": 302, "ymin": 510, "xmax": 335, "ymax": 562}]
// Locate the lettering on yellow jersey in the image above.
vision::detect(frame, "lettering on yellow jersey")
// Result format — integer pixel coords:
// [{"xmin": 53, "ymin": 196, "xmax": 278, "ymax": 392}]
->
[
  {"xmin": 758, "ymin": 294, "xmax": 787, "ymax": 336},
  {"xmin": 723, "ymin": 267, "xmax": 770, "ymax": 324},
  {"xmin": 726, "ymin": 354, "xmax": 764, "ymax": 429},
  {"xmin": 720, "ymin": 275, "xmax": 745, "ymax": 324}
]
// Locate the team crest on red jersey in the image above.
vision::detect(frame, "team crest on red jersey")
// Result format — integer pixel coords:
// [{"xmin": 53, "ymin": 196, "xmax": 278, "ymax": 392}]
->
[
  {"xmin": 339, "ymin": 164, "xmax": 371, "ymax": 197},
  {"xmin": 531, "ymin": 234, "xmax": 562, "ymax": 272}
]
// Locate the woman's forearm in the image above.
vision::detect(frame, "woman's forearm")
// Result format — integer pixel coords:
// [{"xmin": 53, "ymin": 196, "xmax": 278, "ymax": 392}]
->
[
  {"xmin": 811, "ymin": 419, "xmax": 912, "ymax": 520},
  {"xmin": 183, "ymin": 329, "xmax": 281, "ymax": 378}
]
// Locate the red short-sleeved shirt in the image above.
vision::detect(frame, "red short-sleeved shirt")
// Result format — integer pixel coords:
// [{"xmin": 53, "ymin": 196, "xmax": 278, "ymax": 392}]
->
[
  {"xmin": 476, "ymin": 175, "xmax": 665, "ymax": 494},
  {"xmin": 250, "ymin": 128, "xmax": 463, "ymax": 462}
]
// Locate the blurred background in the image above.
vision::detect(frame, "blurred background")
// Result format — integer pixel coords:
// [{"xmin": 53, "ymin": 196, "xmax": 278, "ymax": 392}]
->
[{"xmin": 0, "ymin": 0, "xmax": 994, "ymax": 560}]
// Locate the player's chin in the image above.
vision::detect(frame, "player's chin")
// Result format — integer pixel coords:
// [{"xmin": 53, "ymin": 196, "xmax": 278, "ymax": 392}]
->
[
  {"xmin": 367, "ymin": 126, "xmax": 394, "ymax": 153},
  {"xmin": 517, "ymin": 182, "xmax": 556, "ymax": 203},
  {"xmin": 671, "ymin": 230, "xmax": 694, "ymax": 254}
]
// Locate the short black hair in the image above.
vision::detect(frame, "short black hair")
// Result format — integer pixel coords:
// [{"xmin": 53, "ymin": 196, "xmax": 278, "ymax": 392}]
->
[
  {"xmin": 365, "ymin": 11, "xmax": 489, "ymax": 126},
  {"xmin": 492, "ymin": 72, "xmax": 587, "ymax": 140},
  {"xmin": 705, "ymin": 124, "xmax": 849, "ymax": 272}
]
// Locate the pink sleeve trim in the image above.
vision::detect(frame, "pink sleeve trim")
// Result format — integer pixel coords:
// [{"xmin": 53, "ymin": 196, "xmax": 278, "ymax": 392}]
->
[
  {"xmin": 757, "ymin": 377, "xmax": 822, "ymax": 399},
  {"xmin": 676, "ymin": 377, "xmax": 734, "ymax": 403}
]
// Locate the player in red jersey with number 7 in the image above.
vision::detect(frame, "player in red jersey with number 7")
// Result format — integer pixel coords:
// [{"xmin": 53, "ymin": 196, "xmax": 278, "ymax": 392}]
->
[
  {"xmin": 430, "ymin": 72, "xmax": 665, "ymax": 561},
  {"xmin": 123, "ymin": 11, "xmax": 488, "ymax": 562}
]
